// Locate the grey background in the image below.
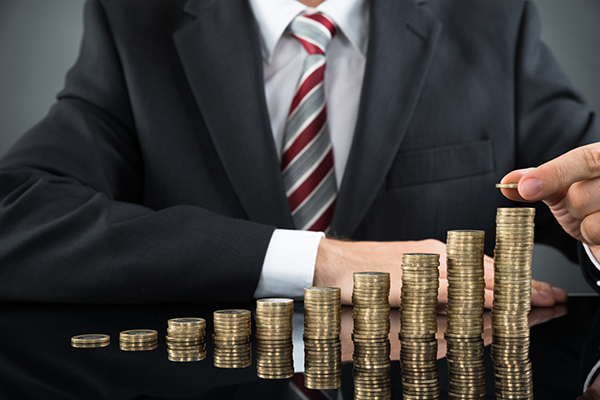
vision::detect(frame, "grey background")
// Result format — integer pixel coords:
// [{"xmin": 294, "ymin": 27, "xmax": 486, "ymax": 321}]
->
[{"xmin": 0, "ymin": 0, "xmax": 598, "ymax": 294}]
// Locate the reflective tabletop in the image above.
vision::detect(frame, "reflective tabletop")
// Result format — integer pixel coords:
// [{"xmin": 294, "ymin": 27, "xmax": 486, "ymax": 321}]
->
[{"xmin": 0, "ymin": 296, "xmax": 598, "ymax": 399}]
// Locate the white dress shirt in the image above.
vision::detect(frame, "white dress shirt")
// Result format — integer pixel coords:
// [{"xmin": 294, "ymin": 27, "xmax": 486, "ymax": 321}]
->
[
  {"xmin": 250, "ymin": 0, "xmax": 600, "ymax": 300},
  {"xmin": 249, "ymin": 0, "xmax": 369, "ymax": 298}
]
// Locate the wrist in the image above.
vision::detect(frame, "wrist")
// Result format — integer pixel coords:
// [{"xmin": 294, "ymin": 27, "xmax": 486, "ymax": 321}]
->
[{"xmin": 314, "ymin": 238, "xmax": 356, "ymax": 303}]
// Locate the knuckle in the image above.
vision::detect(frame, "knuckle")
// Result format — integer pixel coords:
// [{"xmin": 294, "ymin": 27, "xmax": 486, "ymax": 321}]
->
[
  {"xmin": 532, "ymin": 279, "xmax": 550, "ymax": 291},
  {"xmin": 566, "ymin": 183, "xmax": 590, "ymax": 218},
  {"xmin": 580, "ymin": 145, "xmax": 600, "ymax": 174},
  {"xmin": 581, "ymin": 215, "xmax": 600, "ymax": 244}
]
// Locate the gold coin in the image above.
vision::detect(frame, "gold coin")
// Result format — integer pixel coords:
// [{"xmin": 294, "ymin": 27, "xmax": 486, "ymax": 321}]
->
[
  {"xmin": 495, "ymin": 183, "xmax": 519, "ymax": 189},
  {"xmin": 168, "ymin": 317, "xmax": 205, "ymax": 326},
  {"xmin": 71, "ymin": 334, "xmax": 110, "ymax": 348},
  {"xmin": 119, "ymin": 329, "xmax": 158, "ymax": 342}
]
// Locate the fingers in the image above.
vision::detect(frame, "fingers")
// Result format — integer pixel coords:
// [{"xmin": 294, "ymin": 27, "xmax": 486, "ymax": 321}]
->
[
  {"xmin": 577, "ymin": 391, "xmax": 599, "ymax": 400},
  {"xmin": 528, "ymin": 303, "xmax": 568, "ymax": 327},
  {"xmin": 581, "ymin": 212, "xmax": 600, "ymax": 245},
  {"xmin": 499, "ymin": 168, "xmax": 534, "ymax": 202},
  {"xmin": 517, "ymin": 143, "xmax": 600, "ymax": 202},
  {"xmin": 562, "ymin": 178, "xmax": 600, "ymax": 245},
  {"xmin": 531, "ymin": 279, "xmax": 568, "ymax": 307},
  {"xmin": 578, "ymin": 373, "xmax": 600, "ymax": 400},
  {"xmin": 484, "ymin": 289, "xmax": 493, "ymax": 309},
  {"xmin": 564, "ymin": 177, "xmax": 600, "ymax": 218},
  {"xmin": 483, "ymin": 254, "xmax": 494, "ymax": 292}
]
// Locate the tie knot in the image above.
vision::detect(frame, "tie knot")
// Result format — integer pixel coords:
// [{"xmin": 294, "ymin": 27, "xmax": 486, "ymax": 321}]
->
[{"xmin": 288, "ymin": 13, "xmax": 336, "ymax": 55}]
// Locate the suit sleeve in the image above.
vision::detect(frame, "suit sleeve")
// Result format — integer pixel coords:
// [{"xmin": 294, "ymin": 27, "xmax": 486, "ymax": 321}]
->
[
  {"xmin": 0, "ymin": 0, "xmax": 275, "ymax": 304},
  {"xmin": 514, "ymin": 1, "xmax": 600, "ymax": 279}
]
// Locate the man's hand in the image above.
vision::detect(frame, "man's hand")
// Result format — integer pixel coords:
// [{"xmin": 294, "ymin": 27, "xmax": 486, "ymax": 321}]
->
[
  {"xmin": 500, "ymin": 143, "xmax": 600, "ymax": 262},
  {"xmin": 313, "ymin": 238, "xmax": 566, "ymax": 307},
  {"xmin": 578, "ymin": 374, "xmax": 600, "ymax": 400}
]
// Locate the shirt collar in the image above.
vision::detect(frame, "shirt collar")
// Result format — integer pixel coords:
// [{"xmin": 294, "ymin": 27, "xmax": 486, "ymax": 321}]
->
[{"xmin": 248, "ymin": 0, "xmax": 369, "ymax": 63}]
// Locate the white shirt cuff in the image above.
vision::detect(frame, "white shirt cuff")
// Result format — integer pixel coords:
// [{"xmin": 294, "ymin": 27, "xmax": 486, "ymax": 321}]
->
[
  {"xmin": 584, "ymin": 357, "xmax": 600, "ymax": 392},
  {"xmin": 253, "ymin": 229, "xmax": 325, "ymax": 299},
  {"xmin": 583, "ymin": 243, "xmax": 600, "ymax": 288}
]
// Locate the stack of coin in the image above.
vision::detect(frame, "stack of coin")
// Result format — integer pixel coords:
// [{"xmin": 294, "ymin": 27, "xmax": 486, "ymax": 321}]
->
[
  {"xmin": 71, "ymin": 334, "xmax": 110, "ymax": 348},
  {"xmin": 491, "ymin": 207, "xmax": 535, "ymax": 399},
  {"xmin": 166, "ymin": 317, "xmax": 206, "ymax": 362},
  {"xmin": 445, "ymin": 230, "xmax": 486, "ymax": 399},
  {"xmin": 255, "ymin": 298, "xmax": 295, "ymax": 379},
  {"xmin": 303, "ymin": 286, "xmax": 342, "ymax": 390},
  {"xmin": 399, "ymin": 253, "xmax": 440, "ymax": 400},
  {"xmin": 212, "ymin": 309, "xmax": 252, "ymax": 368},
  {"xmin": 352, "ymin": 272, "xmax": 392, "ymax": 400},
  {"xmin": 119, "ymin": 329, "xmax": 158, "ymax": 351}
]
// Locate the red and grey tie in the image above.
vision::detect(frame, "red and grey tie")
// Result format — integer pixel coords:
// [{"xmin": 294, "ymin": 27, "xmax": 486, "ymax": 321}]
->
[{"xmin": 281, "ymin": 13, "xmax": 337, "ymax": 232}]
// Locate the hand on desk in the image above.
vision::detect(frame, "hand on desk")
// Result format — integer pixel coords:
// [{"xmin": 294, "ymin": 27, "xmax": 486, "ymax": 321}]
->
[
  {"xmin": 314, "ymin": 238, "xmax": 567, "ymax": 308},
  {"xmin": 500, "ymin": 142, "xmax": 600, "ymax": 262}
]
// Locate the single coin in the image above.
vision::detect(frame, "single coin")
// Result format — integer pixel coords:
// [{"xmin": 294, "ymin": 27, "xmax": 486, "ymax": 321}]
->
[
  {"xmin": 71, "ymin": 334, "xmax": 110, "ymax": 346},
  {"xmin": 495, "ymin": 183, "xmax": 518, "ymax": 189},
  {"xmin": 168, "ymin": 317, "xmax": 206, "ymax": 326},
  {"xmin": 119, "ymin": 329, "xmax": 158, "ymax": 342}
]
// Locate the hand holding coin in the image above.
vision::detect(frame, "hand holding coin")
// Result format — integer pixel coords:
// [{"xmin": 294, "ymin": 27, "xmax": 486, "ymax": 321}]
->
[{"xmin": 500, "ymin": 143, "xmax": 600, "ymax": 262}]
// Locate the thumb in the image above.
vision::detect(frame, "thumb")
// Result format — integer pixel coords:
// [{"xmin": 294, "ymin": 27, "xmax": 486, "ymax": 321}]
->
[
  {"xmin": 519, "ymin": 144, "xmax": 600, "ymax": 202},
  {"xmin": 498, "ymin": 168, "xmax": 534, "ymax": 202}
]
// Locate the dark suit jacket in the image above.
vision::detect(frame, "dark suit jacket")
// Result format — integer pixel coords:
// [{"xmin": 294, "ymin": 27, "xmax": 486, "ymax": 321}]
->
[{"xmin": 0, "ymin": 0, "xmax": 598, "ymax": 303}]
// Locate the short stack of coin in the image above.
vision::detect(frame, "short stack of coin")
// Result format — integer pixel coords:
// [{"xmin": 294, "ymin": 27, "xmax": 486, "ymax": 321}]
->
[
  {"xmin": 491, "ymin": 207, "xmax": 535, "ymax": 399},
  {"xmin": 352, "ymin": 272, "xmax": 392, "ymax": 400},
  {"xmin": 255, "ymin": 298, "xmax": 294, "ymax": 379},
  {"xmin": 212, "ymin": 309, "xmax": 252, "ymax": 368},
  {"xmin": 303, "ymin": 286, "xmax": 342, "ymax": 390},
  {"xmin": 445, "ymin": 230, "xmax": 487, "ymax": 399},
  {"xmin": 399, "ymin": 253, "xmax": 440, "ymax": 400},
  {"xmin": 71, "ymin": 334, "xmax": 110, "ymax": 348},
  {"xmin": 119, "ymin": 329, "xmax": 158, "ymax": 351},
  {"xmin": 166, "ymin": 317, "xmax": 206, "ymax": 362}
]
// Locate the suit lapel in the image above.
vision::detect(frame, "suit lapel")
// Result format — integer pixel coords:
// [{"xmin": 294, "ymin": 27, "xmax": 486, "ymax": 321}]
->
[
  {"xmin": 173, "ymin": 0, "xmax": 294, "ymax": 228},
  {"xmin": 330, "ymin": 0, "xmax": 442, "ymax": 237}
]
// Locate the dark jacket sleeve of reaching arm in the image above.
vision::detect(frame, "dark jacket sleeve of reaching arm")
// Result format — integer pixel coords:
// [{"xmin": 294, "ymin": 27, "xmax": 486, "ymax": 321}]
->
[
  {"xmin": 0, "ymin": 0, "xmax": 275, "ymax": 304},
  {"xmin": 579, "ymin": 246, "xmax": 600, "ymax": 295}
]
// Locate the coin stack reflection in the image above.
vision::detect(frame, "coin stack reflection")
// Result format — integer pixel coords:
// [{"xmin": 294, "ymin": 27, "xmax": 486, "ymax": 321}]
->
[
  {"xmin": 352, "ymin": 272, "xmax": 392, "ymax": 400},
  {"xmin": 166, "ymin": 317, "xmax": 206, "ymax": 362},
  {"xmin": 212, "ymin": 309, "xmax": 252, "ymax": 368},
  {"xmin": 119, "ymin": 329, "xmax": 158, "ymax": 351},
  {"xmin": 491, "ymin": 207, "xmax": 535, "ymax": 399},
  {"xmin": 445, "ymin": 230, "xmax": 486, "ymax": 399},
  {"xmin": 399, "ymin": 253, "xmax": 441, "ymax": 400},
  {"xmin": 303, "ymin": 287, "xmax": 342, "ymax": 389},
  {"xmin": 255, "ymin": 298, "xmax": 295, "ymax": 379}
]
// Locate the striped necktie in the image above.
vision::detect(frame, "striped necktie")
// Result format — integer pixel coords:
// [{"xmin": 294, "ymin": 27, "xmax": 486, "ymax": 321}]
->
[{"xmin": 281, "ymin": 13, "xmax": 337, "ymax": 232}]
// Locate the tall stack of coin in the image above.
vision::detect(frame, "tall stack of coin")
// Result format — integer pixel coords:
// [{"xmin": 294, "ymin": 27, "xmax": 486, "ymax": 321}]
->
[
  {"xmin": 445, "ymin": 230, "xmax": 486, "ymax": 399},
  {"xmin": 352, "ymin": 272, "xmax": 392, "ymax": 400},
  {"xmin": 166, "ymin": 317, "xmax": 206, "ymax": 362},
  {"xmin": 399, "ymin": 253, "xmax": 440, "ymax": 400},
  {"xmin": 119, "ymin": 329, "xmax": 158, "ymax": 351},
  {"xmin": 491, "ymin": 207, "xmax": 535, "ymax": 399},
  {"xmin": 303, "ymin": 286, "xmax": 342, "ymax": 389},
  {"xmin": 255, "ymin": 298, "xmax": 295, "ymax": 379},
  {"xmin": 212, "ymin": 309, "xmax": 252, "ymax": 368}
]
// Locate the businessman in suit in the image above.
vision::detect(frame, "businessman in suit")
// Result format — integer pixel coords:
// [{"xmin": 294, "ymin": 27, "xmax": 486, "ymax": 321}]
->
[{"xmin": 0, "ymin": 0, "xmax": 596, "ymax": 310}]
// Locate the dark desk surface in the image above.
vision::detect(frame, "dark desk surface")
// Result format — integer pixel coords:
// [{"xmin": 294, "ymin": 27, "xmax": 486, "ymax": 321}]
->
[{"xmin": 0, "ymin": 296, "xmax": 598, "ymax": 400}]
